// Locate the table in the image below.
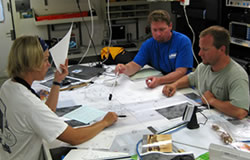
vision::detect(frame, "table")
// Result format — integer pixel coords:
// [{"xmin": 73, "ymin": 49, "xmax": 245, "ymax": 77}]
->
[{"xmin": 34, "ymin": 65, "xmax": 250, "ymax": 159}]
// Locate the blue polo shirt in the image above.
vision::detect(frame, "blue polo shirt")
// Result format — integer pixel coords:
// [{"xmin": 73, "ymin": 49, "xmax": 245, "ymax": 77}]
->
[{"xmin": 133, "ymin": 31, "xmax": 193, "ymax": 74}]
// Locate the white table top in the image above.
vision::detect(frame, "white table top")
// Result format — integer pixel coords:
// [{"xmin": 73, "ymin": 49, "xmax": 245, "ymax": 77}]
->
[{"xmin": 34, "ymin": 65, "xmax": 250, "ymax": 159}]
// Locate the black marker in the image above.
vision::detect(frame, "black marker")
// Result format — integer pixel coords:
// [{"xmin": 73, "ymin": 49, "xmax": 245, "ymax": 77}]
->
[
  {"xmin": 108, "ymin": 94, "xmax": 112, "ymax": 101},
  {"xmin": 118, "ymin": 115, "xmax": 127, "ymax": 118}
]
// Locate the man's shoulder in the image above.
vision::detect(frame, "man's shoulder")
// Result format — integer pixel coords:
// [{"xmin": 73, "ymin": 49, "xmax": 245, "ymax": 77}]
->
[
  {"xmin": 173, "ymin": 31, "xmax": 191, "ymax": 40},
  {"xmin": 140, "ymin": 37, "xmax": 157, "ymax": 49},
  {"xmin": 143, "ymin": 37, "xmax": 155, "ymax": 44},
  {"xmin": 196, "ymin": 63, "xmax": 209, "ymax": 70},
  {"xmin": 229, "ymin": 59, "xmax": 248, "ymax": 78},
  {"xmin": 172, "ymin": 31, "xmax": 192, "ymax": 47}
]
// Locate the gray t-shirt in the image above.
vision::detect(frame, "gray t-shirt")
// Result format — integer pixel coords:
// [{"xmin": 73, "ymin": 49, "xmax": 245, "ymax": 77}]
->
[{"xmin": 188, "ymin": 59, "xmax": 249, "ymax": 111}]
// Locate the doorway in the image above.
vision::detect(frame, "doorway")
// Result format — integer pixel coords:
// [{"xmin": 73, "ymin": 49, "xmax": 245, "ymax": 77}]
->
[{"xmin": 0, "ymin": 0, "xmax": 14, "ymax": 78}]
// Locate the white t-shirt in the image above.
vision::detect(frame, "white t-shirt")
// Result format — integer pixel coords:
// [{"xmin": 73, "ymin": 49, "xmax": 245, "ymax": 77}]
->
[{"xmin": 0, "ymin": 79, "xmax": 68, "ymax": 160}]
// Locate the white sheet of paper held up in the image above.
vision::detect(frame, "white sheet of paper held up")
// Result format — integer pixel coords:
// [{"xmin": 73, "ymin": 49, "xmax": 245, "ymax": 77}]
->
[{"xmin": 49, "ymin": 23, "xmax": 73, "ymax": 73}]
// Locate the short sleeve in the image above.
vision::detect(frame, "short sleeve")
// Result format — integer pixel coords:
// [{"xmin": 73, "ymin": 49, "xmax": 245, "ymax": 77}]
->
[
  {"xmin": 28, "ymin": 101, "xmax": 68, "ymax": 143},
  {"xmin": 175, "ymin": 36, "xmax": 193, "ymax": 69},
  {"xmin": 229, "ymin": 78, "xmax": 249, "ymax": 111},
  {"xmin": 133, "ymin": 40, "xmax": 151, "ymax": 67}
]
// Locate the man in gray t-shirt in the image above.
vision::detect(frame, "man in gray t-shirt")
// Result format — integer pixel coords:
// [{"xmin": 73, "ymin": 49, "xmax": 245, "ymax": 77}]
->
[{"xmin": 162, "ymin": 26, "xmax": 249, "ymax": 120}]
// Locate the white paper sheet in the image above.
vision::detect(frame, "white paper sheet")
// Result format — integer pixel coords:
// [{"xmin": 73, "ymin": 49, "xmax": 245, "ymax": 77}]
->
[
  {"xmin": 75, "ymin": 130, "xmax": 117, "ymax": 150},
  {"xmin": 57, "ymin": 90, "xmax": 80, "ymax": 108},
  {"xmin": 49, "ymin": 23, "xmax": 73, "ymax": 73},
  {"xmin": 64, "ymin": 149, "xmax": 129, "ymax": 160}
]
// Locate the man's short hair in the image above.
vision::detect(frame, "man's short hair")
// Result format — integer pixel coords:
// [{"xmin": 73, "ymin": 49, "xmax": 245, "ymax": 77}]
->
[
  {"xmin": 148, "ymin": 10, "xmax": 172, "ymax": 26},
  {"xmin": 200, "ymin": 25, "xmax": 230, "ymax": 55},
  {"xmin": 7, "ymin": 35, "xmax": 45, "ymax": 78}
]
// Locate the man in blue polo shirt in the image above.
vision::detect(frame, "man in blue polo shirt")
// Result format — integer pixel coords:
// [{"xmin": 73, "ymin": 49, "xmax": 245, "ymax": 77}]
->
[{"xmin": 115, "ymin": 10, "xmax": 193, "ymax": 88}]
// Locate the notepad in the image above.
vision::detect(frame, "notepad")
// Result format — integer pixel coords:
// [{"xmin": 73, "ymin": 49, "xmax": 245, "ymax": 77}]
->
[{"xmin": 63, "ymin": 106, "xmax": 106, "ymax": 124}]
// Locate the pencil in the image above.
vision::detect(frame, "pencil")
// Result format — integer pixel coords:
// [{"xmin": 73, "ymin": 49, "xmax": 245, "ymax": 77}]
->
[{"xmin": 60, "ymin": 82, "xmax": 88, "ymax": 91}]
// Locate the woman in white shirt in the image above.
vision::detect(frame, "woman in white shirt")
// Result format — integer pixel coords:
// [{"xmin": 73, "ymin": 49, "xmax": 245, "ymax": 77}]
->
[{"xmin": 0, "ymin": 35, "xmax": 117, "ymax": 160}]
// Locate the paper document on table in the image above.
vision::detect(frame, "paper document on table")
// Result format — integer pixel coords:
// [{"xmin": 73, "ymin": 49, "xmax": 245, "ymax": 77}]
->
[
  {"xmin": 115, "ymin": 79, "xmax": 165, "ymax": 104},
  {"xmin": 49, "ymin": 23, "xmax": 73, "ymax": 73},
  {"xmin": 63, "ymin": 106, "xmax": 106, "ymax": 124},
  {"xmin": 64, "ymin": 149, "xmax": 129, "ymax": 160},
  {"xmin": 76, "ymin": 130, "xmax": 117, "ymax": 150},
  {"xmin": 57, "ymin": 90, "xmax": 80, "ymax": 108},
  {"xmin": 130, "ymin": 67, "xmax": 162, "ymax": 81}
]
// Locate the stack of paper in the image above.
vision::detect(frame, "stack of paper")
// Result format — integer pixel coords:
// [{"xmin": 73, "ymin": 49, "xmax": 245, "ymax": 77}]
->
[{"xmin": 63, "ymin": 149, "xmax": 129, "ymax": 160}]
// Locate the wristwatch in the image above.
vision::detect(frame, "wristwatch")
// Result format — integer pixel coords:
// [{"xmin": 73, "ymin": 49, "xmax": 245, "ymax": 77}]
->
[{"xmin": 53, "ymin": 81, "xmax": 61, "ymax": 87}]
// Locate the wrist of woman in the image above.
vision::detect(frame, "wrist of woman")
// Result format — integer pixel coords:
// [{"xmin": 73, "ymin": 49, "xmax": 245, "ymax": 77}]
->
[{"xmin": 52, "ymin": 81, "xmax": 61, "ymax": 87}]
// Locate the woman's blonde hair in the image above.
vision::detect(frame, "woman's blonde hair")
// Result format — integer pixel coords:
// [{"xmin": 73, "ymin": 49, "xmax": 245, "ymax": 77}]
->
[{"xmin": 7, "ymin": 35, "xmax": 44, "ymax": 78}]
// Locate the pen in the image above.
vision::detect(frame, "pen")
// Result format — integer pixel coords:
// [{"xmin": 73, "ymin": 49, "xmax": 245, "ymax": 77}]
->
[
  {"xmin": 118, "ymin": 115, "xmax": 127, "ymax": 118},
  {"xmin": 109, "ymin": 72, "xmax": 119, "ymax": 101},
  {"xmin": 241, "ymin": 141, "xmax": 250, "ymax": 143}
]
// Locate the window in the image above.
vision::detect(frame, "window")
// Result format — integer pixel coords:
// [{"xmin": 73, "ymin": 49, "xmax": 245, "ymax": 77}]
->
[{"xmin": 0, "ymin": 0, "xmax": 4, "ymax": 22}]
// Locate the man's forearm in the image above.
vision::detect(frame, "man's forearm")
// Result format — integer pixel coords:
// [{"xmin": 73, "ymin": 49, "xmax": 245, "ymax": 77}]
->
[
  {"xmin": 124, "ymin": 62, "xmax": 141, "ymax": 76},
  {"xmin": 158, "ymin": 68, "xmax": 187, "ymax": 85},
  {"xmin": 173, "ymin": 75, "xmax": 190, "ymax": 89},
  {"xmin": 209, "ymin": 99, "xmax": 248, "ymax": 120}
]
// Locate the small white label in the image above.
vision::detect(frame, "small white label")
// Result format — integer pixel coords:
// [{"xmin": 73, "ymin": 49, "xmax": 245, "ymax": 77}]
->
[{"xmin": 169, "ymin": 53, "xmax": 177, "ymax": 59}]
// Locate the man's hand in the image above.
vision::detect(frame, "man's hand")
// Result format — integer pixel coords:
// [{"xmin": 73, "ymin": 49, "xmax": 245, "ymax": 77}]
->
[
  {"xmin": 115, "ymin": 62, "xmax": 141, "ymax": 76},
  {"xmin": 115, "ymin": 64, "xmax": 126, "ymax": 74},
  {"xmin": 146, "ymin": 76, "xmax": 160, "ymax": 88},
  {"xmin": 162, "ymin": 84, "xmax": 177, "ymax": 97},
  {"xmin": 102, "ymin": 112, "xmax": 118, "ymax": 128},
  {"xmin": 202, "ymin": 90, "xmax": 215, "ymax": 105}
]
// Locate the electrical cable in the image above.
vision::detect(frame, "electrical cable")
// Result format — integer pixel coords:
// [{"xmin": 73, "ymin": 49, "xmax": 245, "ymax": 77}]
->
[
  {"xmin": 182, "ymin": 4, "xmax": 211, "ymax": 111},
  {"xmin": 75, "ymin": 0, "xmax": 93, "ymax": 65},
  {"xmin": 197, "ymin": 66, "xmax": 211, "ymax": 110},
  {"xmin": 107, "ymin": 0, "xmax": 112, "ymax": 48},
  {"xmin": 136, "ymin": 139, "xmax": 143, "ymax": 160},
  {"xmin": 75, "ymin": 0, "xmax": 100, "ymax": 66},
  {"xmin": 136, "ymin": 122, "xmax": 187, "ymax": 159},
  {"xmin": 157, "ymin": 121, "xmax": 188, "ymax": 134},
  {"xmin": 197, "ymin": 110, "xmax": 208, "ymax": 125},
  {"xmin": 182, "ymin": 5, "xmax": 198, "ymax": 65},
  {"xmin": 101, "ymin": 0, "xmax": 113, "ymax": 64}
]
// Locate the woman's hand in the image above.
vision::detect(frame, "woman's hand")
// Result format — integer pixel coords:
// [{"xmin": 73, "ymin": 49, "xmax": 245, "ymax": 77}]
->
[{"xmin": 54, "ymin": 59, "xmax": 69, "ymax": 83}]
